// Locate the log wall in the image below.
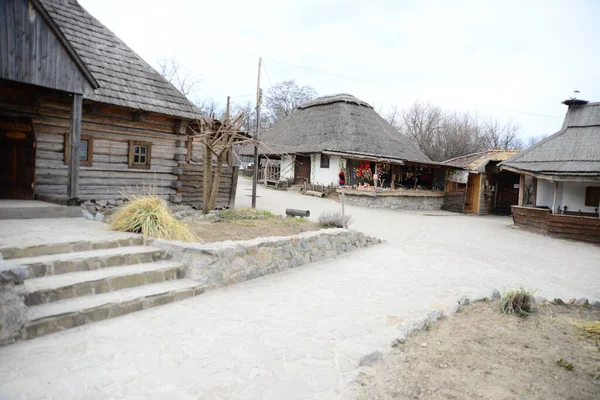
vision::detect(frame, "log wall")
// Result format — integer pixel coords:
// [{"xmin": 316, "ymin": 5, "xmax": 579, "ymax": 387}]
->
[
  {"xmin": 442, "ymin": 191, "xmax": 466, "ymax": 213},
  {"xmin": 180, "ymin": 164, "xmax": 239, "ymax": 209},
  {"xmin": 512, "ymin": 206, "xmax": 600, "ymax": 244},
  {"xmin": 511, "ymin": 206, "xmax": 550, "ymax": 235},
  {"xmin": 548, "ymin": 214, "xmax": 600, "ymax": 244},
  {"xmin": 0, "ymin": 85, "xmax": 185, "ymax": 201}
]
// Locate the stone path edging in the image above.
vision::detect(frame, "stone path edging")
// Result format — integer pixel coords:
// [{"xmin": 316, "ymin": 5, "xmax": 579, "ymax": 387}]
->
[{"xmin": 150, "ymin": 229, "xmax": 383, "ymax": 290}]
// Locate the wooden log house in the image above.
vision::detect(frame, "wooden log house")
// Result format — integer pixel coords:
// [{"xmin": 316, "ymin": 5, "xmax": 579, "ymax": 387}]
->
[{"xmin": 0, "ymin": 0, "xmax": 237, "ymax": 208}]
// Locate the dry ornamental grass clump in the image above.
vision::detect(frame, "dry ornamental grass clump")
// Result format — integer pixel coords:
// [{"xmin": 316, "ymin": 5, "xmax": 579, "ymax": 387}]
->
[
  {"xmin": 109, "ymin": 195, "xmax": 197, "ymax": 242},
  {"xmin": 499, "ymin": 287, "xmax": 536, "ymax": 317}
]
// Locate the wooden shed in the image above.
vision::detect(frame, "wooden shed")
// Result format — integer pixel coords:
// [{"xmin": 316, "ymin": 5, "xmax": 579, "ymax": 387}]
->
[
  {"xmin": 442, "ymin": 150, "xmax": 520, "ymax": 215},
  {"xmin": 0, "ymin": 0, "xmax": 236, "ymax": 208}
]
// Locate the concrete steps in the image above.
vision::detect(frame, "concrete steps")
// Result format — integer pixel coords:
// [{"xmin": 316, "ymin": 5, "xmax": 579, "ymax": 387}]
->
[
  {"xmin": 24, "ymin": 279, "xmax": 204, "ymax": 339},
  {"xmin": 4, "ymin": 246, "xmax": 168, "ymax": 278},
  {"xmin": 1, "ymin": 237, "xmax": 203, "ymax": 341},
  {"xmin": 0, "ymin": 237, "xmax": 144, "ymax": 260},
  {"xmin": 24, "ymin": 260, "xmax": 186, "ymax": 306}
]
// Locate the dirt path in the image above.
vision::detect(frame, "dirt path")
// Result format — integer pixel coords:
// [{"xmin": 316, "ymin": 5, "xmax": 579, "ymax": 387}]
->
[{"xmin": 351, "ymin": 302, "xmax": 600, "ymax": 400}]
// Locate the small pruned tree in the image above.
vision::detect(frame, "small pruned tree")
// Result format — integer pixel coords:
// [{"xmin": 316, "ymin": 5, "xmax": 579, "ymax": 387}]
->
[{"xmin": 190, "ymin": 103, "xmax": 253, "ymax": 214}]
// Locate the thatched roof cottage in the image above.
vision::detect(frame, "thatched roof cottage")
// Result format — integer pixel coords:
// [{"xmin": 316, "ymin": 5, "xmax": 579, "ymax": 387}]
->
[
  {"xmin": 0, "ymin": 0, "xmax": 238, "ymax": 211},
  {"xmin": 259, "ymin": 94, "xmax": 449, "ymax": 210},
  {"xmin": 499, "ymin": 99, "xmax": 600, "ymax": 243}
]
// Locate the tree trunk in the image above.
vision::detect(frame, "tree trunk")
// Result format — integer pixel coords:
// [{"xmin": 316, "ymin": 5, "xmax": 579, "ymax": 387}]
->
[
  {"xmin": 202, "ymin": 143, "xmax": 213, "ymax": 214},
  {"xmin": 208, "ymin": 153, "xmax": 225, "ymax": 211}
]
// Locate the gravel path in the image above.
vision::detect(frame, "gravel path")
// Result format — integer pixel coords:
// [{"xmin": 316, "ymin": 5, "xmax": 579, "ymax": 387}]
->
[{"xmin": 1, "ymin": 180, "xmax": 598, "ymax": 399}]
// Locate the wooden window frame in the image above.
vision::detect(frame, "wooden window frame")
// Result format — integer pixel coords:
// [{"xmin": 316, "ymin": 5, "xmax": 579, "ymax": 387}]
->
[
  {"xmin": 320, "ymin": 154, "xmax": 330, "ymax": 169},
  {"xmin": 64, "ymin": 134, "xmax": 93, "ymax": 166},
  {"xmin": 584, "ymin": 186, "xmax": 600, "ymax": 207},
  {"xmin": 79, "ymin": 135, "xmax": 93, "ymax": 166},
  {"xmin": 128, "ymin": 140, "xmax": 152, "ymax": 170}
]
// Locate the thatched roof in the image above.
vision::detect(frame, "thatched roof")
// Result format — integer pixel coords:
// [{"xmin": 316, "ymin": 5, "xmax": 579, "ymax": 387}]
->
[
  {"xmin": 501, "ymin": 101, "xmax": 600, "ymax": 178},
  {"xmin": 259, "ymin": 94, "xmax": 432, "ymax": 164},
  {"xmin": 36, "ymin": 0, "xmax": 202, "ymax": 120},
  {"xmin": 444, "ymin": 150, "xmax": 519, "ymax": 173}
]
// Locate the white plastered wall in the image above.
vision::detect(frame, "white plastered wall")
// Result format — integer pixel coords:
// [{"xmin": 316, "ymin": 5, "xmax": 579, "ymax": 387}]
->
[{"xmin": 310, "ymin": 154, "xmax": 345, "ymax": 186}]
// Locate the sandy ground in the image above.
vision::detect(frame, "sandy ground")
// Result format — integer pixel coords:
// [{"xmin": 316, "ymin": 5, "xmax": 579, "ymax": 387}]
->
[
  {"xmin": 351, "ymin": 301, "xmax": 600, "ymax": 400},
  {"xmin": 0, "ymin": 180, "xmax": 599, "ymax": 399}
]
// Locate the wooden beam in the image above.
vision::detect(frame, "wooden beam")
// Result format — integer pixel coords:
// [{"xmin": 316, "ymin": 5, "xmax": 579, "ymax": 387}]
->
[
  {"xmin": 229, "ymin": 166, "xmax": 239, "ymax": 209},
  {"xmin": 67, "ymin": 94, "xmax": 82, "ymax": 200},
  {"xmin": 552, "ymin": 181, "xmax": 559, "ymax": 214},
  {"xmin": 518, "ymin": 174, "xmax": 525, "ymax": 206},
  {"xmin": 174, "ymin": 119, "xmax": 189, "ymax": 135},
  {"xmin": 531, "ymin": 177, "xmax": 537, "ymax": 206}
]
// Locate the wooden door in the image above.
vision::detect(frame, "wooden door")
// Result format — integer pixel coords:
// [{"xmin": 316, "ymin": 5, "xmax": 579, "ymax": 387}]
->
[
  {"xmin": 294, "ymin": 155, "xmax": 311, "ymax": 185},
  {"xmin": 0, "ymin": 126, "xmax": 36, "ymax": 199},
  {"xmin": 464, "ymin": 174, "xmax": 480, "ymax": 213}
]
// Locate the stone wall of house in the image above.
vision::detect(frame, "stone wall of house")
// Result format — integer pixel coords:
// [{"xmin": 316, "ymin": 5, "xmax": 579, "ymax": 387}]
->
[
  {"xmin": 343, "ymin": 194, "xmax": 444, "ymax": 211},
  {"xmin": 442, "ymin": 191, "xmax": 466, "ymax": 213},
  {"xmin": 151, "ymin": 229, "xmax": 382, "ymax": 290}
]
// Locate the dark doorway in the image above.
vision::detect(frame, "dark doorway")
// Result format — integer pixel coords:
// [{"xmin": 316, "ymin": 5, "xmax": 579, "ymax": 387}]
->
[
  {"xmin": 0, "ymin": 118, "xmax": 36, "ymax": 199},
  {"xmin": 294, "ymin": 155, "xmax": 311, "ymax": 185},
  {"xmin": 494, "ymin": 171, "xmax": 520, "ymax": 214}
]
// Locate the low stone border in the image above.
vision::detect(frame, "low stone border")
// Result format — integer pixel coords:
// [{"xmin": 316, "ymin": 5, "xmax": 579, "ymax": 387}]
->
[
  {"xmin": 356, "ymin": 289, "xmax": 600, "ymax": 369},
  {"xmin": 150, "ymin": 229, "xmax": 382, "ymax": 290}
]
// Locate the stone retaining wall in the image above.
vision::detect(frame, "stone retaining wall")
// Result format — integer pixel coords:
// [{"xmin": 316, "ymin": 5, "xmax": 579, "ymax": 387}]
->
[
  {"xmin": 151, "ymin": 229, "xmax": 382, "ymax": 290},
  {"xmin": 344, "ymin": 194, "xmax": 444, "ymax": 211},
  {"xmin": 0, "ymin": 266, "xmax": 28, "ymax": 346}
]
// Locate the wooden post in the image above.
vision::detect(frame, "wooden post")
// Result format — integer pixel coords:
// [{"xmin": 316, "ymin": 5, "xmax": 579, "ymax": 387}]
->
[
  {"xmin": 531, "ymin": 177, "xmax": 537, "ymax": 206},
  {"xmin": 341, "ymin": 186, "xmax": 346, "ymax": 229},
  {"xmin": 518, "ymin": 174, "xmax": 525, "ymax": 206},
  {"xmin": 67, "ymin": 93, "xmax": 82, "ymax": 200},
  {"xmin": 251, "ymin": 57, "xmax": 262, "ymax": 208},
  {"xmin": 391, "ymin": 165, "xmax": 396, "ymax": 190},
  {"xmin": 229, "ymin": 166, "xmax": 239, "ymax": 209},
  {"xmin": 552, "ymin": 181, "xmax": 559, "ymax": 214}
]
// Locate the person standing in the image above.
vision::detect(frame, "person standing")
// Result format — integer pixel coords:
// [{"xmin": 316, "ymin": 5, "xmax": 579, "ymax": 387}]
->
[{"xmin": 338, "ymin": 170, "xmax": 346, "ymax": 186}]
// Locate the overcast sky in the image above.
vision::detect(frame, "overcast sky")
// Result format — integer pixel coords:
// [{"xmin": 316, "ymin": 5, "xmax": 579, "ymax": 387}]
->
[{"xmin": 79, "ymin": 0, "xmax": 600, "ymax": 140}]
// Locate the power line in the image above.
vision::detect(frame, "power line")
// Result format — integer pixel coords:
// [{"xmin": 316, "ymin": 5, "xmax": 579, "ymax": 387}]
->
[
  {"xmin": 264, "ymin": 56, "xmax": 564, "ymax": 120},
  {"xmin": 474, "ymin": 104, "xmax": 563, "ymax": 119},
  {"xmin": 262, "ymin": 59, "xmax": 274, "ymax": 88}
]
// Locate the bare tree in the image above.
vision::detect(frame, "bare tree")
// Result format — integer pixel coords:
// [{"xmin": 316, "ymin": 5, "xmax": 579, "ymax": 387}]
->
[
  {"xmin": 401, "ymin": 101, "xmax": 447, "ymax": 161},
  {"xmin": 525, "ymin": 134, "xmax": 549, "ymax": 147},
  {"xmin": 196, "ymin": 98, "xmax": 223, "ymax": 118},
  {"xmin": 264, "ymin": 80, "xmax": 317, "ymax": 126},
  {"xmin": 157, "ymin": 56, "xmax": 201, "ymax": 102},
  {"xmin": 384, "ymin": 105, "xmax": 403, "ymax": 131},
  {"xmin": 190, "ymin": 105, "xmax": 253, "ymax": 214},
  {"xmin": 482, "ymin": 118, "xmax": 523, "ymax": 150}
]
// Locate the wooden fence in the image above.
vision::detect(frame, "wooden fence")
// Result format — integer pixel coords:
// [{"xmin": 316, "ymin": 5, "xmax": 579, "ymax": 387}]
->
[
  {"xmin": 179, "ymin": 164, "xmax": 239, "ymax": 209},
  {"xmin": 511, "ymin": 206, "xmax": 600, "ymax": 244}
]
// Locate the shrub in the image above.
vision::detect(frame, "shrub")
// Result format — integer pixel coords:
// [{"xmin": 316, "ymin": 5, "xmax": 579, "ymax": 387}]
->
[
  {"xmin": 318, "ymin": 211, "xmax": 353, "ymax": 228},
  {"xmin": 499, "ymin": 287, "xmax": 536, "ymax": 317},
  {"xmin": 109, "ymin": 195, "xmax": 197, "ymax": 241}
]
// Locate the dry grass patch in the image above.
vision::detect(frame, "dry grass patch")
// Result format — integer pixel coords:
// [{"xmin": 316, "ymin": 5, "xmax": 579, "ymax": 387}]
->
[
  {"xmin": 109, "ymin": 195, "xmax": 197, "ymax": 242},
  {"xmin": 352, "ymin": 301, "xmax": 600, "ymax": 400},
  {"xmin": 187, "ymin": 208, "xmax": 321, "ymax": 243}
]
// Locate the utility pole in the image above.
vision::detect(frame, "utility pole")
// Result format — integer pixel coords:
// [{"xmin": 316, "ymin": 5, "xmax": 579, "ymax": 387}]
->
[{"xmin": 251, "ymin": 57, "xmax": 262, "ymax": 208}]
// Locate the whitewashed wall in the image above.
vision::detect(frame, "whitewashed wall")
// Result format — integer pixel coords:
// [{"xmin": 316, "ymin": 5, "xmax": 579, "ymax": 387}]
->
[
  {"xmin": 562, "ymin": 181, "xmax": 600, "ymax": 213},
  {"xmin": 310, "ymin": 154, "xmax": 344, "ymax": 186},
  {"xmin": 536, "ymin": 179, "xmax": 555, "ymax": 208},
  {"xmin": 281, "ymin": 155, "xmax": 295, "ymax": 180}
]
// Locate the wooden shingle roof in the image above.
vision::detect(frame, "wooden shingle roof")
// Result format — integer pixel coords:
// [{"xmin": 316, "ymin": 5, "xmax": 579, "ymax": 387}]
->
[
  {"xmin": 36, "ymin": 0, "xmax": 202, "ymax": 120},
  {"xmin": 444, "ymin": 150, "xmax": 519, "ymax": 173}
]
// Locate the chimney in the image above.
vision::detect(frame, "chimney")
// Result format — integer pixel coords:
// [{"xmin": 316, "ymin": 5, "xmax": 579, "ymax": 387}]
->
[
  {"xmin": 562, "ymin": 98, "xmax": 589, "ymax": 106},
  {"xmin": 562, "ymin": 90, "xmax": 588, "ymax": 107}
]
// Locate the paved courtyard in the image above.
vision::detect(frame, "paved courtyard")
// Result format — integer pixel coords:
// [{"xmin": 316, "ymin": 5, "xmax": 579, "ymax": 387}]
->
[{"xmin": 1, "ymin": 180, "xmax": 599, "ymax": 399}]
